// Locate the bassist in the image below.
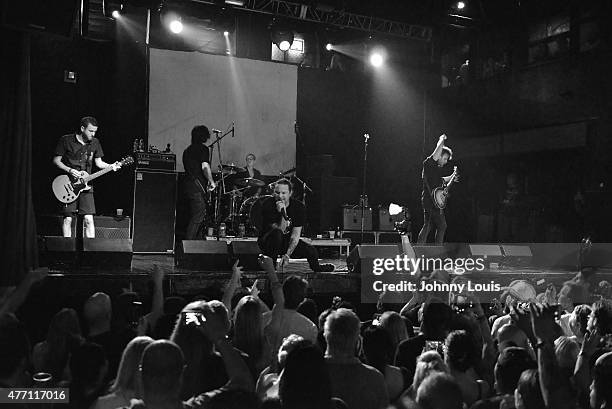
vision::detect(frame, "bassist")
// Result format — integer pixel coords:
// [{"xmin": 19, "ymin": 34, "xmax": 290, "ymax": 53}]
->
[
  {"xmin": 182, "ymin": 125, "xmax": 216, "ymax": 240},
  {"xmin": 53, "ymin": 116, "xmax": 119, "ymax": 238},
  {"xmin": 417, "ymin": 134, "xmax": 457, "ymax": 244}
]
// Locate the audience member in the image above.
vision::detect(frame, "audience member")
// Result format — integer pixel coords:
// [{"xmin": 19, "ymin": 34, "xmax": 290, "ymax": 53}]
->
[
  {"xmin": 0, "ymin": 314, "xmax": 31, "ymax": 388},
  {"xmin": 591, "ymin": 351, "xmax": 612, "ymax": 409},
  {"xmin": 296, "ymin": 298, "xmax": 319, "ymax": 326},
  {"xmin": 324, "ymin": 308, "xmax": 389, "ymax": 409},
  {"xmin": 514, "ymin": 369, "xmax": 545, "ymax": 409},
  {"xmin": 395, "ymin": 300, "xmax": 453, "ymax": 375},
  {"xmin": 232, "ymin": 295, "xmax": 272, "ymax": 375},
  {"xmin": 92, "ymin": 336, "xmax": 154, "ymax": 409},
  {"xmin": 67, "ymin": 342, "xmax": 109, "ymax": 409},
  {"xmin": 84, "ymin": 292, "xmax": 135, "ymax": 379},
  {"xmin": 416, "ymin": 372, "xmax": 463, "ymax": 409},
  {"xmin": 362, "ymin": 325, "xmax": 406, "ymax": 401},
  {"xmin": 444, "ymin": 329, "xmax": 490, "ymax": 405},
  {"xmin": 31, "ymin": 307, "xmax": 82, "ymax": 382},
  {"xmin": 379, "ymin": 311, "xmax": 410, "ymax": 356}
]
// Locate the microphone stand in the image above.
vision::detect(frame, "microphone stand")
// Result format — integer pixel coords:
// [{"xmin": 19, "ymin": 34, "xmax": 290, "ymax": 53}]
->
[
  {"xmin": 360, "ymin": 133, "xmax": 370, "ymax": 243},
  {"xmin": 292, "ymin": 173, "xmax": 312, "ymax": 204},
  {"xmin": 208, "ymin": 125, "xmax": 234, "ymax": 236}
]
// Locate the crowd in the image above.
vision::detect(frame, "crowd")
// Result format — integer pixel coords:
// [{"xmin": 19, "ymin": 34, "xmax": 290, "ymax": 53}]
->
[{"xmin": 2, "ymin": 257, "xmax": 612, "ymax": 409}]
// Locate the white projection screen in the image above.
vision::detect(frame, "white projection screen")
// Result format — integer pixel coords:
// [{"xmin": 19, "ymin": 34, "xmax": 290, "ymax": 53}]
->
[{"xmin": 148, "ymin": 48, "xmax": 297, "ymax": 175}]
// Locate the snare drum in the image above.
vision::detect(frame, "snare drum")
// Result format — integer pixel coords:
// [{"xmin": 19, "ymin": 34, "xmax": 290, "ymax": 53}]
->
[{"xmin": 239, "ymin": 195, "xmax": 272, "ymax": 234}]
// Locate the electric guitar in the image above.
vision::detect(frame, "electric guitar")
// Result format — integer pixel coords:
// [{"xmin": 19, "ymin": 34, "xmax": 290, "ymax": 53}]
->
[
  {"xmin": 432, "ymin": 166, "xmax": 459, "ymax": 209},
  {"xmin": 52, "ymin": 156, "xmax": 134, "ymax": 204}
]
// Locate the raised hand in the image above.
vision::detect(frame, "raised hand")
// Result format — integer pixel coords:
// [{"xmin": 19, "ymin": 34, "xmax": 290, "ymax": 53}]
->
[
  {"xmin": 529, "ymin": 303, "xmax": 561, "ymax": 343},
  {"xmin": 197, "ymin": 307, "xmax": 228, "ymax": 343},
  {"xmin": 250, "ymin": 279, "xmax": 261, "ymax": 298},
  {"xmin": 231, "ymin": 260, "xmax": 243, "ymax": 284},
  {"xmin": 151, "ymin": 264, "xmax": 165, "ymax": 284},
  {"xmin": 440, "ymin": 134, "xmax": 447, "ymax": 141}
]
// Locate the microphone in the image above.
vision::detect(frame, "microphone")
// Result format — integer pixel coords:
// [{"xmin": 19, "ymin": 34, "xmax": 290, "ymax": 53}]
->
[
  {"xmin": 211, "ymin": 129, "xmax": 222, "ymax": 133},
  {"xmin": 277, "ymin": 200, "xmax": 290, "ymax": 221}
]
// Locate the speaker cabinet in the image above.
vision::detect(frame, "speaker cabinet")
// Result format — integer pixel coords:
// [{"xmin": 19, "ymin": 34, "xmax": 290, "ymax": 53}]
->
[
  {"xmin": 179, "ymin": 240, "xmax": 230, "ymax": 270},
  {"xmin": 231, "ymin": 240, "xmax": 261, "ymax": 271},
  {"xmin": 82, "ymin": 238, "xmax": 133, "ymax": 270},
  {"xmin": 39, "ymin": 236, "xmax": 77, "ymax": 268},
  {"xmin": 88, "ymin": 216, "xmax": 131, "ymax": 239},
  {"xmin": 342, "ymin": 206, "xmax": 372, "ymax": 231},
  {"xmin": 347, "ymin": 244, "xmax": 402, "ymax": 274},
  {"xmin": 1, "ymin": 0, "xmax": 78, "ymax": 36},
  {"xmin": 133, "ymin": 170, "xmax": 177, "ymax": 253}
]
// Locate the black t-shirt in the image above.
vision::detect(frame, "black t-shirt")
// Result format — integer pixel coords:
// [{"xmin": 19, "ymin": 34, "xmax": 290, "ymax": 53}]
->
[
  {"xmin": 421, "ymin": 155, "xmax": 451, "ymax": 208},
  {"xmin": 183, "ymin": 144, "xmax": 210, "ymax": 186},
  {"xmin": 260, "ymin": 196, "xmax": 305, "ymax": 235},
  {"xmin": 54, "ymin": 133, "xmax": 104, "ymax": 174},
  {"xmin": 231, "ymin": 168, "xmax": 263, "ymax": 196}
]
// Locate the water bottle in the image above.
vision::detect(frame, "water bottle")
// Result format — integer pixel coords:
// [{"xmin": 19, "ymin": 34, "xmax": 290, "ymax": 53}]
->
[
  {"xmin": 133, "ymin": 139, "xmax": 138, "ymax": 152},
  {"xmin": 238, "ymin": 223, "xmax": 245, "ymax": 237},
  {"xmin": 138, "ymin": 139, "xmax": 144, "ymax": 152},
  {"xmin": 219, "ymin": 223, "xmax": 226, "ymax": 237}
]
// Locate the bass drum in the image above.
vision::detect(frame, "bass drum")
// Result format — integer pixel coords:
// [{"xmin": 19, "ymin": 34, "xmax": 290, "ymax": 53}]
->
[{"xmin": 239, "ymin": 195, "xmax": 272, "ymax": 235}]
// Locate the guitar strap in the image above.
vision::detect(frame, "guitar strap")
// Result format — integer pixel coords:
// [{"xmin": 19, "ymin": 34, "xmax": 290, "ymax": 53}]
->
[{"xmin": 423, "ymin": 169, "xmax": 443, "ymax": 215}]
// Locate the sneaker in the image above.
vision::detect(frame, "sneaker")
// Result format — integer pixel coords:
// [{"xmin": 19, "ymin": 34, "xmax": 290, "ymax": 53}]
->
[{"xmin": 314, "ymin": 263, "xmax": 335, "ymax": 273}]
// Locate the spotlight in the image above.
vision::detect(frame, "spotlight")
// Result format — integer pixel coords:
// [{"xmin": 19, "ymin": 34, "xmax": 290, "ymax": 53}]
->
[
  {"xmin": 169, "ymin": 19, "xmax": 183, "ymax": 34},
  {"xmin": 271, "ymin": 26, "xmax": 294, "ymax": 52},
  {"xmin": 103, "ymin": 0, "xmax": 123, "ymax": 19},
  {"xmin": 223, "ymin": 31, "xmax": 229, "ymax": 37},
  {"xmin": 369, "ymin": 52, "xmax": 384, "ymax": 67},
  {"xmin": 325, "ymin": 43, "xmax": 332, "ymax": 51},
  {"xmin": 457, "ymin": 1, "xmax": 466, "ymax": 9}
]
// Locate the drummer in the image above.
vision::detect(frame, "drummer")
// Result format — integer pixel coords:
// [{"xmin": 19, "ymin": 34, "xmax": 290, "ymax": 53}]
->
[{"xmin": 233, "ymin": 153, "xmax": 264, "ymax": 197}]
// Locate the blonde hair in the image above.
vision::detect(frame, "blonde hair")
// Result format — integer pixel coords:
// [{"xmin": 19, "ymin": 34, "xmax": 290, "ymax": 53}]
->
[{"xmin": 111, "ymin": 336, "xmax": 154, "ymax": 395}]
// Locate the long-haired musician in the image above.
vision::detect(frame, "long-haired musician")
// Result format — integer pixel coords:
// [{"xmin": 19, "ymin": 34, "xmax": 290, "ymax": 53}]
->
[{"xmin": 182, "ymin": 125, "xmax": 216, "ymax": 240}]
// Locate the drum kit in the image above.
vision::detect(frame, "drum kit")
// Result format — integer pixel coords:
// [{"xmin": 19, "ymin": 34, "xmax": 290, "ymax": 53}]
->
[{"xmin": 210, "ymin": 164, "xmax": 299, "ymax": 236}]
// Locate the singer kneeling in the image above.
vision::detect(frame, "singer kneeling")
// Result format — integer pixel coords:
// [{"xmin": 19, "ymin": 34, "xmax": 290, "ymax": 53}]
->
[{"xmin": 258, "ymin": 178, "xmax": 334, "ymax": 273}]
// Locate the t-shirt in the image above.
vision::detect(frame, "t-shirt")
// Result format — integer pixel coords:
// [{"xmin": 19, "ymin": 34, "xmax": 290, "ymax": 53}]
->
[
  {"xmin": 421, "ymin": 155, "xmax": 451, "ymax": 209},
  {"xmin": 54, "ymin": 133, "xmax": 104, "ymax": 174},
  {"xmin": 183, "ymin": 144, "xmax": 210, "ymax": 187},
  {"xmin": 325, "ymin": 357, "xmax": 389, "ymax": 409},
  {"xmin": 262, "ymin": 309, "xmax": 318, "ymax": 359},
  {"xmin": 260, "ymin": 197, "xmax": 305, "ymax": 236}
]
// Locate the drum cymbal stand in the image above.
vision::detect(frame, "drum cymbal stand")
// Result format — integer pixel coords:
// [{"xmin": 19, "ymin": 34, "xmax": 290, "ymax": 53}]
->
[
  {"xmin": 208, "ymin": 124, "xmax": 234, "ymax": 235},
  {"xmin": 292, "ymin": 173, "xmax": 312, "ymax": 204}
]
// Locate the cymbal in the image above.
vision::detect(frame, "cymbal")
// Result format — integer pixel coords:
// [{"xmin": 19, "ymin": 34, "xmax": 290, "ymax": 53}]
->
[
  {"xmin": 280, "ymin": 167, "xmax": 296, "ymax": 176},
  {"xmin": 220, "ymin": 164, "xmax": 245, "ymax": 173},
  {"xmin": 235, "ymin": 177, "xmax": 265, "ymax": 187}
]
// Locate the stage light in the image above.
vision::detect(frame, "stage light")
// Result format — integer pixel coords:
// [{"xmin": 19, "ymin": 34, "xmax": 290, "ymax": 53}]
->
[
  {"xmin": 369, "ymin": 52, "xmax": 384, "ymax": 67},
  {"xmin": 325, "ymin": 43, "xmax": 332, "ymax": 51},
  {"xmin": 111, "ymin": 10, "xmax": 121, "ymax": 18},
  {"xmin": 223, "ymin": 30, "xmax": 229, "ymax": 37},
  {"xmin": 389, "ymin": 203, "xmax": 403, "ymax": 216},
  {"xmin": 271, "ymin": 26, "xmax": 294, "ymax": 52},
  {"xmin": 457, "ymin": 1, "xmax": 466, "ymax": 9},
  {"xmin": 169, "ymin": 19, "xmax": 183, "ymax": 34}
]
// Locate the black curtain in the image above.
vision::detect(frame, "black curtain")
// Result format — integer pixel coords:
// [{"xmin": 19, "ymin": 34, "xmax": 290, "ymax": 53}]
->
[{"xmin": 0, "ymin": 28, "xmax": 38, "ymax": 285}]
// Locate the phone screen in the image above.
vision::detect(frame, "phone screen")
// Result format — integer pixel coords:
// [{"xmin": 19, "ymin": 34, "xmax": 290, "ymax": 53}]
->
[{"xmin": 183, "ymin": 312, "xmax": 205, "ymax": 326}]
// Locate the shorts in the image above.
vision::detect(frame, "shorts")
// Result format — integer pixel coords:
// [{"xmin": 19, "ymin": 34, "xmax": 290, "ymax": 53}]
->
[{"xmin": 60, "ymin": 190, "xmax": 96, "ymax": 216}]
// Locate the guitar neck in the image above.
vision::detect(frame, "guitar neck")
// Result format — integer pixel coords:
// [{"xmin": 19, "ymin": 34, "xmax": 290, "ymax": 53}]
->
[{"xmin": 83, "ymin": 166, "xmax": 114, "ymax": 183}]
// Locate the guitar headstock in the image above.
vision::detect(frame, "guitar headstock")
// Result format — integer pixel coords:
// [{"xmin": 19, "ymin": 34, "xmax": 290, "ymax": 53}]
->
[{"xmin": 120, "ymin": 156, "xmax": 135, "ymax": 167}]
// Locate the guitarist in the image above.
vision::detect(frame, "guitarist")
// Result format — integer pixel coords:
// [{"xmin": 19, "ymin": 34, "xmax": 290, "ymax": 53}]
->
[
  {"xmin": 417, "ymin": 134, "xmax": 457, "ymax": 244},
  {"xmin": 53, "ymin": 116, "xmax": 120, "ymax": 238},
  {"xmin": 258, "ymin": 178, "xmax": 334, "ymax": 272},
  {"xmin": 183, "ymin": 125, "xmax": 216, "ymax": 239}
]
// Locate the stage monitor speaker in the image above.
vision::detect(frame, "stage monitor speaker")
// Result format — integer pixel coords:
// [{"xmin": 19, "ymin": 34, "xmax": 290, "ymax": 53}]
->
[
  {"xmin": 531, "ymin": 243, "xmax": 577, "ymax": 269},
  {"xmin": 1, "ymin": 0, "xmax": 78, "ymax": 36},
  {"xmin": 378, "ymin": 231, "xmax": 402, "ymax": 244},
  {"xmin": 133, "ymin": 170, "xmax": 177, "ymax": 253},
  {"xmin": 88, "ymin": 216, "xmax": 131, "ymax": 239},
  {"xmin": 347, "ymin": 244, "xmax": 402, "ymax": 274},
  {"xmin": 231, "ymin": 240, "xmax": 261, "ymax": 271},
  {"xmin": 179, "ymin": 240, "xmax": 230, "ymax": 270},
  {"xmin": 500, "ymin": 244, "xmax": 533, "ymax": 267},
  {"xmin": 81, "ymin": 238, "xmax": 133, "ymax": 270},
  {"xmin": 38, "ymin": 236, "xmax": 77, "ymax": 268}
]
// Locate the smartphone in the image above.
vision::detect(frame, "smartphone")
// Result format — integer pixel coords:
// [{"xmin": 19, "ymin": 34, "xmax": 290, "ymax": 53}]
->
[
  {"xmin": 372, "ymin": 313, "xmax": 382, "ymax": 326},
  {"xmin": 424, "ymin": 340, "xmax": 443, "ymax": 353},
  {"xmin": 183, "ymin": 311, "xmax": 205, "ymax": 326}
]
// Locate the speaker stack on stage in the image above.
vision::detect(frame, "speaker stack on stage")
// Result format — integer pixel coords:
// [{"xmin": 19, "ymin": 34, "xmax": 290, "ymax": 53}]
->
[
  {"xmin": 37, "ymin": 215, "xmax": 133, "ymax": 270},
  {"xmin": 132, "ymin": 152, "xmax": 177, "ymax": 253}
]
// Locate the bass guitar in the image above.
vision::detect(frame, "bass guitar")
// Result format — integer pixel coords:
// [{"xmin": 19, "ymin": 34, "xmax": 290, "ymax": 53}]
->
[
  {"xmin": 432, "ymin": 166, "xmax": 459, "ymax": 209},
  {"xmin": 52, "ymin": 156, "xmax": 134, "ymax": 204}
]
